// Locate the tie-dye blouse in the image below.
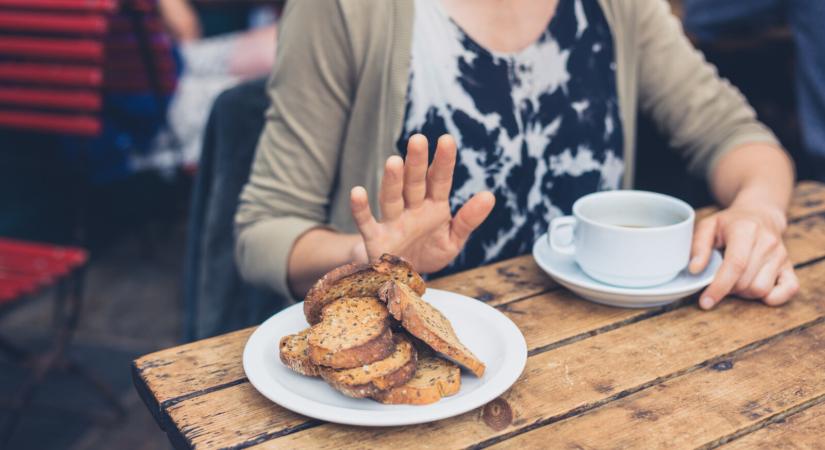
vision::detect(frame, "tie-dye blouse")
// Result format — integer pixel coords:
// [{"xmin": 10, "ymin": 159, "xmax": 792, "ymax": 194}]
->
[{"xmin": 397, "ymin": 0, "xmax": 624, "ymax": 274}]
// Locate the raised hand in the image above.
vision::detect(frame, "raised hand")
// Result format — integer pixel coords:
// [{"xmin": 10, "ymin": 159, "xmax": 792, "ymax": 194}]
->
[{"xmin": 349, "ymin": 134, "xmax": 496, "ymax": 273}]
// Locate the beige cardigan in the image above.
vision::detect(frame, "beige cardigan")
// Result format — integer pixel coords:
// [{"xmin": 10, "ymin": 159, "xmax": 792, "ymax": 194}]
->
[{"xmin": 235, "ymin": 0, "xmax": 778, "ymax": 300}]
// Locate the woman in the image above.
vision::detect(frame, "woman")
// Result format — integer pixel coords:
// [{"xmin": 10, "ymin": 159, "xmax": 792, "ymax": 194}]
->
[{"xmin": 235, "ymin": 0, "xmax": 798, "ymax": 311}]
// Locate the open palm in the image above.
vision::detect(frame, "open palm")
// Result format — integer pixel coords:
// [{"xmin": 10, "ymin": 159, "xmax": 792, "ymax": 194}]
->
[{"xmin": 349, "ymin": 134, "xmax": 496, "ymax": 273}]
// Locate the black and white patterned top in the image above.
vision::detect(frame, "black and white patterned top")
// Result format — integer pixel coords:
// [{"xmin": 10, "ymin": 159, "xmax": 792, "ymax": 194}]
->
[{"xmin": 397, "ymin": 0, "xmax": 624, "ymax": 274}]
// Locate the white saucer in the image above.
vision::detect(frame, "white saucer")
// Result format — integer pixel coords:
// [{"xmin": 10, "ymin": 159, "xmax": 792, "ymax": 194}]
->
[
  {"xmin": 532, "ymin": 233, "xmax": 722, "ymax": 308},
  {"xmin": 243, "ymin": 289, "xmax": 527, "ymax": 427}
]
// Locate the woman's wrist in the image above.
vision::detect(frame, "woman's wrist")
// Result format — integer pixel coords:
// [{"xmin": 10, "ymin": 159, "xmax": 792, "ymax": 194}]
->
[
  {"xmin": 349, "ymin": 237, "xmax": 369, "ymax": 265},
  {"xmin": 288, "ymin": 228, "xmax": 366, "ymax": 298},
  {"xmin": 729, "ymin": 186, "xmax": 788, "ymax": 232}
]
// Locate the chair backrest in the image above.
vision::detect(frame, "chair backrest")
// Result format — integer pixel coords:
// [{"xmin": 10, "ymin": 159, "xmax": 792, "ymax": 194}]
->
[{"xmin": 0, "ymin": 0, "xmax": 176, "ymax": 137}]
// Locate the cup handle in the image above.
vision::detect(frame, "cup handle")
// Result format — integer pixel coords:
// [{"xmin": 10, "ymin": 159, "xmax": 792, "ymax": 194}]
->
[{"xmin": 549, "ymin": 216, "xmax": 577, "ymax": 255}]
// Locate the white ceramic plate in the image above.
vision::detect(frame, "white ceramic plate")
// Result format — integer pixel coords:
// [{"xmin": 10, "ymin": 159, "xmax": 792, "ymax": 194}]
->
[
  {"xmin": 243, "ymin": 288, "xmax": 527, "ymax": 427},
  {"xmin": 532, "ymin": 232, "xmax": 722, "ymax": 308}
]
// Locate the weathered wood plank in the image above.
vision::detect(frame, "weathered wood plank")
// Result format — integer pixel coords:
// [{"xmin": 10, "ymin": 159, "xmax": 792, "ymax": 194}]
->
[
  {"xmin": 719, "ymin": 400, "xmax": 825, "ymax": 450},
  {"xmin": 695, "ymin": 180, "xmax": 825, "ymax": 222},
  {"xmin": 428, "ymin": 254, "xmax": 555, "ymax": 306},
  {"xmin": 788, "ymin": 180, "xmax": 825, "ymax": 220},
  {"xmin": 254, "ymin": 261, "xmax": 825, "ymax": 449},
  {"xmin": 135, "ymin": 183, "xmax": 825, "ymax": 408},
  {"xmin": 140, "ymin": 205, "xmax": 825, "ymax": 414},
  {"xmin": 133, "ymin": 182, "xmax": 825, "ymax": 449},
  {"xmin": 161, "ymin": 295, "xmax": 653, "ymax": 449},
  {"xmin": 133, "ymin": 328, "xmax": 253, "ymax": 413},
  {"xmin": 165, "ymin": 383, "xmax": 315, "ymax": 450},
  {"xmin": 505, "ymin": 211, "xmax": 825, "ymax": 353},
  {"xmin": 147, "ymin": 210, "xmax": 825, "ymax": 449},
  {"xmin": 493, "ymin": 322, "xmax": 825, "ymax": 450},
  {"xmin": 786, "ymin": 213, "xmax": 825, "ymax": 265}
]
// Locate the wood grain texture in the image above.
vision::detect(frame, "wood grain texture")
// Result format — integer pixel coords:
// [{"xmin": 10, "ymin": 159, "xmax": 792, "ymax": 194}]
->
[
  {"xmin": 130, "ymin": 182, "xmax": 825, "ymax": 449},
  {"xmin": 494, "ymin": 322, "xmax": 825, "ymax": 450},
  {"xmin": 253, "ymin": 262, "xmax": 825, "ymax": 449},
  {"xmin": 157, "ymin": 291, "xmax": 649, "ymax": 449},
  {"xmin": 135, "ymin": 189, "xmax": 825, "ymax": 413},
  {"xmin": 133, "ymin": 328, "xmax": 253, "ymax": 411},
  {"xmin": 719, "ymin": 400, "xmax": 825, "ymax": 450},
  {"xmin": 696, "ymin": 181, "xmax": 824, "ymax": 222},
  {"xmin": 428, "ymin": 254, "xmax": 555, "ymax": 306},
  {"xmin": 165, "ymin": 383, "xmax": 315, "ymax": 449},
  {"xmin": 163, "ymin": 210, "xmax": 825, "ymax": 449},
  {"xmin": 788, "ymin": 181, "xmax": 825, "ymax": 220}
]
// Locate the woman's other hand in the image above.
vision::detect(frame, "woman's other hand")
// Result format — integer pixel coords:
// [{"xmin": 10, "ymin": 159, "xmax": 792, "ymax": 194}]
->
[
  {"xmin": 689, "ymin": 204, "xmax": 799, "ymax": 310},
  {"xmin": 349, "ymin": 134, "xmax": 495, "ymax": 273}
]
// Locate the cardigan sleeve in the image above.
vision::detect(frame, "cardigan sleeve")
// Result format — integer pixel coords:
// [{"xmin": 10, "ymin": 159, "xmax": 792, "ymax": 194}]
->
[
  {"xmin": 634, "ymin": 0, "xmax": 781, "ymax": 179},
  {"xmin": 234, "ymin": 0, "xmax": 354, "ymax": 300}
]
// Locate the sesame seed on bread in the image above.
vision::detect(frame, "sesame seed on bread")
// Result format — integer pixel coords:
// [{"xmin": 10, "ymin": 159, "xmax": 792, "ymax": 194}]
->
[
  {"xmin": 303, "ymin": 254, "xmax": 426, "ymax": 325},
  {"xmin": 279, "ymin": 328, "xmax": 320, "ymax": 377},
  {"xmin": 307, "ymin": 297, "xmax": 394, "ymax": 369},
  {"xmin": 321, "ymin": 333, "xmax": 417, "ymax": 398},
  {"xmin": 379, "ymin": 280, "xmax": 485, "ymax": 377}
]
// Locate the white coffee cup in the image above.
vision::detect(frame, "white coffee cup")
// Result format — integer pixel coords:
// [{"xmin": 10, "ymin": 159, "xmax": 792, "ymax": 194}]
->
[{"xmin": 549, "ymin": 190, "xmax": 695, "ymax": 288}]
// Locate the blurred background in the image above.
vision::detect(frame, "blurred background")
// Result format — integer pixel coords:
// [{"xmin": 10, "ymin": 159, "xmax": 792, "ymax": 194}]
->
[{"xmin": 0, "ymin": 0, "xmax": 820, "ymax": 448}]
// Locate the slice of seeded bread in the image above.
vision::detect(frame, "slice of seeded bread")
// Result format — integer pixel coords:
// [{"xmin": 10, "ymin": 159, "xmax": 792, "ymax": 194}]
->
[
  {"xmin": 372, "ymin": 356, "xmax": 461, "ymax": 405},
  {"xmin": 279, "ymin": 328, "xmax": 320, "ymax": 377},
  {"xmin": 307, "ymin": 297, "xmax": 394, "ymax": 369},
  {"xmin": 378, "ymin": 280, "xmax": 486, "ymax": 377},
  {"xmin": 303, "ymin": 254, "xmax": 426, "ymax": 325},
  {"xmin": 320, "ymin": 334, "xmax": 417, "ymax": 398}
]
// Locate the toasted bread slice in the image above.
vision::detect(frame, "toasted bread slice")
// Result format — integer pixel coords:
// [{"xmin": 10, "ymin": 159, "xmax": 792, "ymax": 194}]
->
[
  {"xmin": 307, "ymin": 297, "xmax": 393, "ymax": 369},
  {"xmin": 279, "ymin": 329, "xmax": 320, "ymax": 377},
  {"xmin": 321, "ymin": 334, "xmax": 417, "ymax": 398},
  {"xmin": 379, "ymin": 281, "xmax": 486, "ymax": 377},
  {"xmin": 372, "ymin": 356, "xmax": 461, "ymax": 405},
  {"xmin": 303, "ymin": 254, "xmax": 426, "ymax": 325}
]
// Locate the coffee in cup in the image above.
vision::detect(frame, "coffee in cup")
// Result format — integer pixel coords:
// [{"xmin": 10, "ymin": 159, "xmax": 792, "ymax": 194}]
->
[{"xmin": 549, "ymin": 190, "xmax": 695, "ymax": 288}]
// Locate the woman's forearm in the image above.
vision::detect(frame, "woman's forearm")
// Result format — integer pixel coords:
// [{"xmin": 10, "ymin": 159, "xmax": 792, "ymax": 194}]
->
[
  {"xmin": 287, "ymin": 228, "xmax": 364, "ymax": 299},
  {"xmin": 709, "ymin": 143, "xmax": 795, "ymax": 220}
]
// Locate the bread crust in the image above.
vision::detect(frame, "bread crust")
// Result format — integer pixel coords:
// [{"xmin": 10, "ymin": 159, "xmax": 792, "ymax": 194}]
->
[
  {"xmin": 372, "ymin": 254, "xmax": 426, "ymax": 294},
  {"xmin": 379, "ymin": 281, "xmax": 486, "ymax": 377},
  {"xmin": 372, "ymin": 356, "xmax": 461, "ymax": 405},
  {"xmin": 321, "ymin": 334, "xmax": 418, "ymax": 398},
  {"xmin": 308, "ymin": 326, "xmax": 393, "ymax": 369},
  {"xmin": 303, "ymin": 262, "xmax": 371, "ymax": 325},
  {"xmin": 303, "ymin": 254, "xmax": 426, "ymax": 325},
  {"xmin": 278, "ymin": 329, "xmax": 320, "ymax": 377}
]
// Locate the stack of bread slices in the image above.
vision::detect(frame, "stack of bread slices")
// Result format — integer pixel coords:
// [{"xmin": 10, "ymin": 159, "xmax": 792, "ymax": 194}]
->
[{"xmin": 279, "ymin": 254, "xmax": 485, "ymax": 404}]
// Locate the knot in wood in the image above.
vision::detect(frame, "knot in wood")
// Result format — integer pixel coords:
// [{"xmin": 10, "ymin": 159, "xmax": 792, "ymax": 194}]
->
[
  {"xmin": 712, "ymin": 360, "xmax": 734, "ymax": 371},
  {"xmin": 481, "ymin": 398, "xmax": 513, "ymax": 431}
]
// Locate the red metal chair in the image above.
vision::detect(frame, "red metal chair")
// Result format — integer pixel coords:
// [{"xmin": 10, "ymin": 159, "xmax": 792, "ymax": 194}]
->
[
  {"xmin": 0, "ymin": 0, "xmax": 175, "ymax": 444},
  {"xmin": 0, "ymin": 238, "xmax": 125, "ymax": 447},
  {"xmin": 0, "ymin": 0, "xmax": 177, "ymax": 136}
]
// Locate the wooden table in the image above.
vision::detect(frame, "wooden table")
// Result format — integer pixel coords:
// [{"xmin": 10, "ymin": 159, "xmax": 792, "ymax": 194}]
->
[{"xmin": 134, "ymin": 181, "xmax": 825, "ymax": 449}]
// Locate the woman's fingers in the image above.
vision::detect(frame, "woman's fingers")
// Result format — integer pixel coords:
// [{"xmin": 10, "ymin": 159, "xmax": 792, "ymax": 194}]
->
[
  {"xmin": 426, "ymin": 135, "xmax": 457, "ymax": 202},
  {"xmin": 689, "ymin": 216, "xmax": 718, "ymax": 274},
  {"xmin": 734, "ymin": 232, "xmax": 780, "ymax": 294},
  {"xmin": 699, "ymin": 222, "xmax": 757, "ymax": 309},
  {"xmin": 763, "ymin": 262, "xmax": 799, "ymax": 306},
  {"xmin": 350, "ymin": 186, "xmax": 378, "ymax": 237},
  {"xmin": 403, "ymin": 134, "xmax": 429, "ymax": 209},
  {"xmin": 379, "ymin": 156, "xmax": 405, "ymax": 220},
  {"xmin": 742, "ymin": 244, "xmax": 786, "ymax": 299},
  {"xmin": 450, "ymin": 191, "xmax": 495, "ymax": 247}
]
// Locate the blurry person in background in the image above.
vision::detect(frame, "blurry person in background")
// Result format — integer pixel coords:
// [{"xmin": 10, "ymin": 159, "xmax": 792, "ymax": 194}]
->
[
  {"xmin": 684, "ymin": 0, "xmax": 825, "ymax": 182},
  {"xmin": 141, "ymin": 0, "xmax": 278, "ymax": 172},
  {"xmin": 235, "ymin": 0, "xmax": 799, "ymax": 312}
]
